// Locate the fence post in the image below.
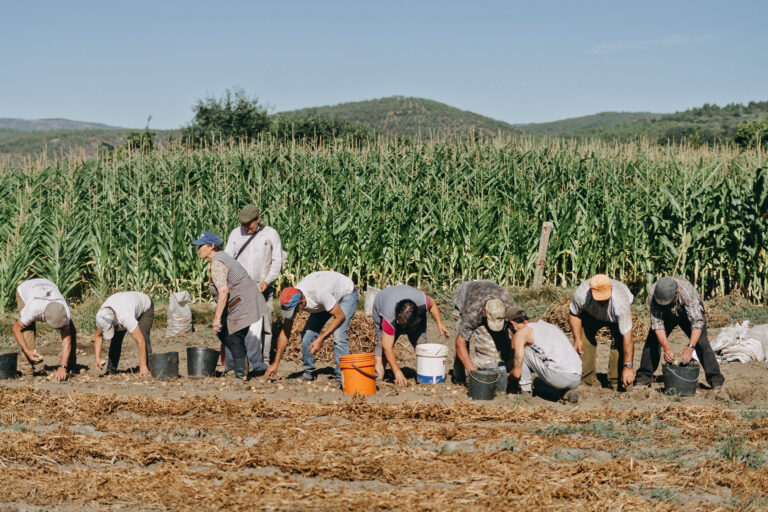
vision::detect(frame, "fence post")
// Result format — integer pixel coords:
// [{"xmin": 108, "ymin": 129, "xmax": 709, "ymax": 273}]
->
[{"xmin": 533, "ymin": 222, "xmax": 553, "ymax": 288}]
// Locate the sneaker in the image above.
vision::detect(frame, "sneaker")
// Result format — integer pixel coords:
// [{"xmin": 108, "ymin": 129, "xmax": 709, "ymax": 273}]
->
[
  {"xmin": 563, "ymin": 390, "xmax": 579, "ymax": 404},
  {"xmin": 301, "ymin": 373, "xmax": 315, "ymax": 382}
]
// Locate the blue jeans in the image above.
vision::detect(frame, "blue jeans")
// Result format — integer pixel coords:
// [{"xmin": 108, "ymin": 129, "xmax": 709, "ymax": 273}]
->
[{"xmin": 301, "ymin": 289, "xmax": 358, "ymax": 379}]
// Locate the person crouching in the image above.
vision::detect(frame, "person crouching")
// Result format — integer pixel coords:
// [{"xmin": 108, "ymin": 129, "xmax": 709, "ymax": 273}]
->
[{"xmin": 507, "ymin": 307, "xmax": 582, "ymax": 403}]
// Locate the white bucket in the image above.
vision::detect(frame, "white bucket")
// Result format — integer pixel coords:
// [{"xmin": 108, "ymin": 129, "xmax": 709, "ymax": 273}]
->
[{"xmin": 415, "ymin": 343, "xmax": 448, "ymax": 384}]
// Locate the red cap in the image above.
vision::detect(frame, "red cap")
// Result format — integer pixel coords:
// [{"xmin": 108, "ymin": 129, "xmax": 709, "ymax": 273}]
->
[{"xmin": 280, "ymin": 286, "xmax": 300, "ymax": 305}]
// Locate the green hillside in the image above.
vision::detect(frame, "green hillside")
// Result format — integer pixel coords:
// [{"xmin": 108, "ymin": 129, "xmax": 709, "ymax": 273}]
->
[
  {"xmin": 0, "ymin": 128, "xmax": 176, "ymax": 164},
  {"xmin": 569, "ymin": 101, "xmax": 768, "ymax": 145},
  {"xmin": 0, "ymin": 129, "xmax": 130, "ymax": 163},
  {"xmin": 278, "ymin": 96, "xmax": 519, "ymax": 138},
  {"xmin": 517, "ymin": 111, "xmax": 662, "ymax": 135}
]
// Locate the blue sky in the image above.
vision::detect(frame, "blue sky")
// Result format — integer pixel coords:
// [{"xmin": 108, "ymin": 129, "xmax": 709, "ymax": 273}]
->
[{"xmin": 2, "ymin": 0, "xmax": 766, "ymax": 129}]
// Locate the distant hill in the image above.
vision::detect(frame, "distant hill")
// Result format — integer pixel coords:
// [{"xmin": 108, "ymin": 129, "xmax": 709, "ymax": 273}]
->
[
  {"xmin": 0, "ymin": 128, "xmax": 175, "ymax": 165},
  {"xmin": 278, "ymin": 96, "xmax": 519, "ymax": 138},
  {"xmin": 566, "ymin": 101, "xmax": 768, "ymax": 145},
  {"xmin": 516, "ymin": 112, "xmax": 662, "ymax": 135},
  {"xmin": 0, "ymin": 118, "xmax": 122, "ymax": 132}
]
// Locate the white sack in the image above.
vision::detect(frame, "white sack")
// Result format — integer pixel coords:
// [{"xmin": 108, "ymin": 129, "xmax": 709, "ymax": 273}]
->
[
  {"xmin": 364, "ymin": 286, "xmax": 381, "ymax": 316},
  {"xmin": 166, "ymin": 290, "xmax": 194, "ymax": 337}
]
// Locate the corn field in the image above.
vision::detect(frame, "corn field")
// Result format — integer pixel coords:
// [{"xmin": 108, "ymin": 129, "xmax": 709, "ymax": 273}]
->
[{"xmin": 0, "ymin": 137, "xmax": 765, "ymax": 311}]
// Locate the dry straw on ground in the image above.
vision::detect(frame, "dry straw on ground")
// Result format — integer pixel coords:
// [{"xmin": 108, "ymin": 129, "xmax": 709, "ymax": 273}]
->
[
  {"xmin": 275, "ymin": 311, "xmax": 414, "ymax": 362},
  {"xmin": 0, "ymin": 386, "xmax": 764, "ymax": 511}
]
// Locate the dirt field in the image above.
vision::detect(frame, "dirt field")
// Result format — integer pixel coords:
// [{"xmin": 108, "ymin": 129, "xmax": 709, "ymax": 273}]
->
[{"xmin": 1, "ymin": 307, "xmax": 767, "ymax": 511}]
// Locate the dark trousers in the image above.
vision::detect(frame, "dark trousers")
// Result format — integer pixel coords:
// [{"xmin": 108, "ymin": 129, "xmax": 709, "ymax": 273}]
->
[
  {"xmin": 107, "ymin": 304, "xmax": 154, "ymax": 371},
  {"xmin": 217, "ymin": 308, "xmax": 248, "ymax": 359},
  {"xmin": 636, "ymin": 315, "xmax": 724, "ymax": 388}
]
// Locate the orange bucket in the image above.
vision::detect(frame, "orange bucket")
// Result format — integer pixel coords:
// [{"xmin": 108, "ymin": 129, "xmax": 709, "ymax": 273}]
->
[{"xmin": 339, "ymin": 353, "xmax": 377, "ymax": 396}]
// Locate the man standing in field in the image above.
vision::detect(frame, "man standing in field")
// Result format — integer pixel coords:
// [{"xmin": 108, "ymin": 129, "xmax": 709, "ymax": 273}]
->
[
  {"xmin": 569, "ymin": 274, "xmax": 635, "ymax": 390},
  {"xmin": 224, "ymin": 204, "xmax": 283, "ymax": 374},
  {"xmin": 266, "ymin": 271, "xmax": 358, "ymax": 381},
  {"xmin": 11, "ymin": 278, "xmax": 76, "ymax": 381},
  {"xmin": 93, "ymin": 291, "xmax": 154, "ymax": 377},
  {"xmin": 634, "ymin": 276, "xmax": 724, "ymax": 389},
  {"xmin": 452, "ymin": 280, "xmax": 517, "ymax": 383},
  {"xmin": 506, "ymin": 306, "xmax": 581, "ymax": 402},
  {"xmin": 371, "ymin": 285, "xmax": 450, "ymax": 386}
]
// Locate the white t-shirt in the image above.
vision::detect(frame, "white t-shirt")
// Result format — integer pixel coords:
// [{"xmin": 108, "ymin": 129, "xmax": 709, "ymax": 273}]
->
[
  {"xmin": 17, "ymin": 279, "xmax": 71, "ymax": 327},
  {"xmin": 528, "ymin": 320, "xmax": 582, "ymax": 375},
  {"xmin": 296, "ymin": 271, "xmax": 354, "ymax": 313},
  {"xmin": 101, "ymin": 292, "xmax": 153, "ymax": 332}
]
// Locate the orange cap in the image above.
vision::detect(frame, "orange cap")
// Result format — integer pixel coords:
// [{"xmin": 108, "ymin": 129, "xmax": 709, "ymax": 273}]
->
[{"xmin": 589, "ymin": 274, "xmax": 612, "ymax": 301}]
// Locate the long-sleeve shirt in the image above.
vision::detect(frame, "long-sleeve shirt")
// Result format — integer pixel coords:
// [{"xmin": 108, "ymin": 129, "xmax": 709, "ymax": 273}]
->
[
  {"xmin": 648, "ymin": 277, "xmax": 705, "ymax": 331},
  {"xmin": 224, "ymin": 224, "xmax": 283, "ymax": 285},
  {"xmin": 569, "ymin": 279, "xmax": 634, "ymax": 335}
]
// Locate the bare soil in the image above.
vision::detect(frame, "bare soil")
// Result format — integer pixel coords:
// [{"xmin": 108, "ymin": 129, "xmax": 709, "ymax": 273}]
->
[{"xmin": 1, "ymin": 307, "xmax": 767, "ymax": 511}]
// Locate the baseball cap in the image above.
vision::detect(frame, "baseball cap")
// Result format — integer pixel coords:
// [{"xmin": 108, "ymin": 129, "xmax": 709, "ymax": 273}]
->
[
  {"xmin": 590, "ymin": 274, "xmax": 612, "ymax": 301},
  {"xmin": 505, "ymin": 306, "xmax": 528, "ymax": 323},
  {"xmin": 191, "ymin": 231, "xmax": 223, "ymax": 247},
  {"xmin": 654, "ymin": 277, "xmax": 678, "ymax": 306},
  {"xmin": 484, "ymin": 298, "xmax": 507, "ymax": 332},
  {"xmin": 96, "ymin": 308, "xmax": 116, "ymax": 340},
  {"xmin": 44, "ymin": 302, "xmax": 68, "ymax": 329},
  {"xmin": 279, "ymin": 286, "xmax": 303, "ymax": 320},
  {"xmin": 238, "ymin": 205, "xmax": 260, "ymax": 224}
]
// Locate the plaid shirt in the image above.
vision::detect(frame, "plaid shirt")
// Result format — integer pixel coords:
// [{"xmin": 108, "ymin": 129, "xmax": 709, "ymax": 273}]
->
[
  {"xmin": 649, "ymin": 277, "xmax": 705, "ymax": 331},
  {"xmin": 569, "ymin": 279, "xmax": 634, "ymax": 335}
]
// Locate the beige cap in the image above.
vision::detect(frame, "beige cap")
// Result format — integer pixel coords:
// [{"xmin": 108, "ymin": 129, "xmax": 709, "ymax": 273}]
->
[
  {"xmin": 484, "ymin": 298, "xmax": 507, "ymax": 332},
  {"xmin": 96, "ymin": 308, "xmax": 116, "ymax": 340},
  {"xmin": 44, "ymin": 302, "xmax": 68, "ymax": 329},
  {"xmin": 590, "ymin": 274, "xmax": 612, "ymax": 301}
]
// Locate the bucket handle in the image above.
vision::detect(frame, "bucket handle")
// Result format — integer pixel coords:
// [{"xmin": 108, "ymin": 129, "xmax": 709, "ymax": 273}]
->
[
  {"xmin": 351, "ymin": 362, "xmax": 376, "ymax": 380},
  {"xmin": 470, "ymin": 372, "xmax": 499, "ymax": 385},
  {"xmin": 666, "ymin": 367, "xmax": 700, "ymax": 383}
]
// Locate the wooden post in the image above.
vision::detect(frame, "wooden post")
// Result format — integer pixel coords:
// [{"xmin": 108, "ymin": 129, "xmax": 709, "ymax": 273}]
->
[{"xmin": 533, "ymin": 222, "xmax": 553, "ymax": 288}]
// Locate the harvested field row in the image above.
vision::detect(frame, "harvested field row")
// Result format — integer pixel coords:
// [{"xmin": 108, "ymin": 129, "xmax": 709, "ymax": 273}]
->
[{"xmin": 1, "ymin": 386, "xmax": 766, "ymax": 510}]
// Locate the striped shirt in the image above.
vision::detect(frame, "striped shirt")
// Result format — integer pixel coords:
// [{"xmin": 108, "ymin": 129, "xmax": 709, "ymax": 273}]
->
[
  {"xmin": 569, "ymin": 279, "xmax": 634, "ymax": 335},
  {"xmin": 648, "ymin": 277, "xmax": 705, "ymax": 331}
]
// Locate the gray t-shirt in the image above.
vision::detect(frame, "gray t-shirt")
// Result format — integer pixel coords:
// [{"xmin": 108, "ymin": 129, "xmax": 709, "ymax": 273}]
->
[
  {"xmin": 569, "ymin": 279, "xmax": 634, "ymax": 335},
  {"xmin": 371, "ymin": 285, "xmax": 428, "ymax": 339},
  {"xmin": 454, "ymin": 280, "xmax": 516, "ymax": 341}
]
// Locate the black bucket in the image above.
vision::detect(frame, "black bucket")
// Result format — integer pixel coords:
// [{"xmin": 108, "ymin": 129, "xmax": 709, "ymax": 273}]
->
[
  {"xmin": 186, "ymin": 347, "xmax": 219, "ymax": 378},
  {"xmin": 0, "ymin": 352, "xmax": 18, "ymax": 380},
  {"xmin": 483, "ymin": 364, "xmax": 508, "ymax": 394},
  {"xmin": 468, "ymin": 369, "xmax": 499, "ymax": 400},
  {"xmin": 150, "ymin": 352, "xmax": 179, "ymax": 380},
  {"xmin": 662, "ymin": 361, "xmax": 700, "ymax": 396}
]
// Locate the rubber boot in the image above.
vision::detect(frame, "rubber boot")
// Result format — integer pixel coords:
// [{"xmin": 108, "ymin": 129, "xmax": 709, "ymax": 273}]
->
[{"xmin": 233, "ymin": 357, "xmax": 248, "ymax": 381}]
